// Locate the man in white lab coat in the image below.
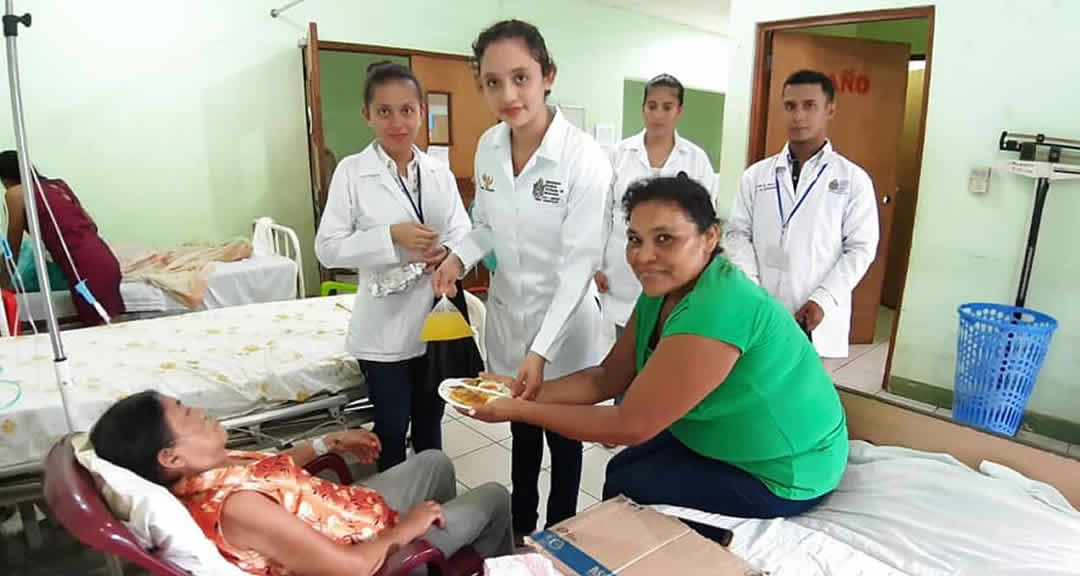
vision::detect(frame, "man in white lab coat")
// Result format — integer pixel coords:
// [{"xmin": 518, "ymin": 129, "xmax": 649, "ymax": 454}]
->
[{"xmin": 724, "ymin": 69, "xmax": 878, "ymax": 358}]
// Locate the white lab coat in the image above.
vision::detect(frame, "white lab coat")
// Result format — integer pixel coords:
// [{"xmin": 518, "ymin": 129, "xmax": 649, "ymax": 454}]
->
[
  {"xmin": 315, "ymin": 143, "xmax": 471, "ymax": 362},
  {"xmin": 449, "ymin": 108, "xmax": 612, "ymax": 379},
  {"xmin": 600, "ymin": 130, "xmax": 716, "ymax": 326},
  {"xmin": 723, "ymin": 141, "xmax": 878, "ymax": 358}
]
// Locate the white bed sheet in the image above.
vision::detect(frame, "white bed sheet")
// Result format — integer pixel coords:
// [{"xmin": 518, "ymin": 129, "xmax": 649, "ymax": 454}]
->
[
  {"xmin": 654, "ymin": 506, "xmax": 906, "ymax": 576},
  {"xmin": 795, "ymin": 441, "xmax": 1080, "ymax": 575},
  {"xmin": 0, "ymin": 295, "xmax": 361, "ymax": 470},
  {"xmin": 16, "ymin": 254, "xmax": 298, "ymax": 321},
  {"xmin": 659, "ymin": 440, "xmax": 1080, "ymax": 576}
]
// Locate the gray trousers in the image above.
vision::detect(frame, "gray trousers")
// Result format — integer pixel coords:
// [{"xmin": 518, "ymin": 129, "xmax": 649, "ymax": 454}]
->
[{"xmin": 363, "ymin": 450, "xmax": 514, "ymax": 561}]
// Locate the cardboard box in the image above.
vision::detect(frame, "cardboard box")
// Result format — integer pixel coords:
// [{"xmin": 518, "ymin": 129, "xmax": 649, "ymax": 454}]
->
[{"xmin": 527, "ymin": 496, "xmax": 762, "ymax": 575}]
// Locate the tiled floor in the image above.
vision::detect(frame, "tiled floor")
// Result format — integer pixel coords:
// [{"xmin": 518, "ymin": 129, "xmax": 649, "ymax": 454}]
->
[
  {"xmin": 822, "ymin": 306, "xmax": 895, "ymax": 394},
  {"xmin": 441, "ymin": 409, "xmax": 607, "ymax": 518}
]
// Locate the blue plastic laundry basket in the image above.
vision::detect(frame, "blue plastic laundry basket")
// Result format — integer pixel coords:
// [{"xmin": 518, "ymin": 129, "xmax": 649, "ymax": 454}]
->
[{"xmin": 953, "ymin": 303, "xmax": 1057, "ymax": 436}]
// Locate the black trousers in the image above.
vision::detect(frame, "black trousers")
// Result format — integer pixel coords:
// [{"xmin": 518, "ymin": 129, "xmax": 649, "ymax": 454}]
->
[
  {"xmin": 360, "ymin": 356, "xmax": 444, "ymax": 471},
  {"xmin": 510, "ymin": 422, "xmax": 583, "ymax": 535}
]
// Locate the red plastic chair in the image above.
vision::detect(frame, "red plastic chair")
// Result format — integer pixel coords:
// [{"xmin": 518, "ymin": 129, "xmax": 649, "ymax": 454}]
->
[{"xmin": 43, "ymin": 435, "xmax": 483, "ymax": 576}]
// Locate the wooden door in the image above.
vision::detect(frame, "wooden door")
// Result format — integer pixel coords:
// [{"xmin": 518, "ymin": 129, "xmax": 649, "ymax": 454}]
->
[
  {"xmin": 882, "ymin": 67, "xmax": 925, "ymax": 309},
  {"xmin": 411, "ymin": 54, "xmax": 498, "ymax": 291},
  {"xmin": 765, "ymin": 32, "xmax": 909, "ymax": 344},
  {"xmin": 303, "ymin": 23, "xmax": 328, "ymax": 237},
  {"xmin": 410, "ymin": 55, "xmax": 497, "ymax": 204},
  {"xmin": 301, "ymin": 23, "xmax": 332, "ymax": 283}
]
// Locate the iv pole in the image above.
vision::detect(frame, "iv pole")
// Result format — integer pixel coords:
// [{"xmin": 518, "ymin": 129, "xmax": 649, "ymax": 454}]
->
[{"xmin": 4, "ymin": 1, "xmax": 77, "ymax": 432}]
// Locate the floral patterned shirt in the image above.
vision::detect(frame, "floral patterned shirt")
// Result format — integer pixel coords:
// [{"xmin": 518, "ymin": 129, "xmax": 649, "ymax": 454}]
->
[{"xmin": 172, "ymin": 451, "xmax": 398, "ymax": 575}]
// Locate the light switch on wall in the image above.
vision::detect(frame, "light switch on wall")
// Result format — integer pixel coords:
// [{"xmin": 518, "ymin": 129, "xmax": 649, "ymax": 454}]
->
[{"xmin": 969, "ymin": 166, "xmax": 992, "ymax": 195}]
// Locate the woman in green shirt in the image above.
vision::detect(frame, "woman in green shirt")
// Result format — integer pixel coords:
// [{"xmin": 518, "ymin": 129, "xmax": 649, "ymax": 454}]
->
[{"xmin": 466, "ymin": 174, "xmax": 847, "ymax": 520}]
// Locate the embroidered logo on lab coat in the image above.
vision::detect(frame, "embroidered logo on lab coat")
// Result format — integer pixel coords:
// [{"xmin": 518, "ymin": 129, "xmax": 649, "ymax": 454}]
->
[
  {"xmin": 532, "ymin": 178, "xmax": 564, "ymax": 204},
  {"xmin": 828, "ymin": 179, "xmax": 850, "ymax": 194},
  {"xmin": 479, "ymin": 173, "xmax": 495, "ymax": 192}
]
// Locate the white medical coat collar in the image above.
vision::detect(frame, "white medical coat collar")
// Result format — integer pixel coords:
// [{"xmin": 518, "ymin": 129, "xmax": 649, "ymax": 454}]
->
[
  {"xmin": 374, "ymin": 142, "xmax": 420, "ymax": 176},
  {"xmin": 627, "ymin": 129, "xmax": 690, "ymax": 170},
  {"xmin": 625, "ymin": 129, "xmax": 689, "ymax": 154},
  {"xmin": 352, "ymin": 143, "xmax": 433, "ymax": 177},
  {"xmin": 776, "ymin": 139, "xmax": 833, "ymax": 174},
  {"xmin": 490, "ymin": 106, "xmax": 570, "ymax": 164}
]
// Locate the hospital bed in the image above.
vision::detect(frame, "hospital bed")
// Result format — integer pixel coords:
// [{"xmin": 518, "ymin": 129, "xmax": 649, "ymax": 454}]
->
[
  {"xmin": 0, "ymin": 288, "xmax": 487, "ymax": 545},
  {"xmin": 15, "ymin": 218, "xmax": 305, "ymax": 325},
  {"xmin": 0, "ymin": 293, "xmax": 364, "ymax": 545},
  {"xmin": 662, "ymin": 391, "xmax": 1080, "ymax": 574},
  {"xmin": 1, "ymin": 293, "xmax": 367, "ymax": 467}
]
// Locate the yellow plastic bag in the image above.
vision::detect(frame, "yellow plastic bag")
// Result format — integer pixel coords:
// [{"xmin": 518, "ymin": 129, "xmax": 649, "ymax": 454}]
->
[{"xmin": 420, "ymin": 295, "xmax": 473, "ymax": 342}]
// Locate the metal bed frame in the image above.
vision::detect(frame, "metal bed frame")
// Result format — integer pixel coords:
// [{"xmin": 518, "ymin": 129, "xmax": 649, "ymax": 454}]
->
[{"xmin": 6, "ymin": 218, "xmax": 307, "ymax": 331}]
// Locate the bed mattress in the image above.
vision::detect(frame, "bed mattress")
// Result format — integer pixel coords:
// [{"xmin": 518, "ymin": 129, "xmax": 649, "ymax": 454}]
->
[
  {"xmin": 16, "ymin": 254, "xmax": 298, "ymax": 322},
  {"xmin": 0, "ymin": 295, "xmax": 361, "ymax": 471},
  {"xmin": 656, "ymin": 440, "xmax": 1080, "ymax": 575}
]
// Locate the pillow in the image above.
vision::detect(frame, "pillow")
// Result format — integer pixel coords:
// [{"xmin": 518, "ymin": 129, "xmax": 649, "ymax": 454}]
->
[
  {"xmin": 978, "ymin": 460, "xmax": 1080, "ymax": 517},
  {"xmin": 72, "ymin": 433, "xmax": 249, "ymax": 576}
]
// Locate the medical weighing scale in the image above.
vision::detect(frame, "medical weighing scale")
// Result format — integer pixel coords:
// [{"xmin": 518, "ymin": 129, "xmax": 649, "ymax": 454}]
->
[{"xmin": 998, "ymin": 131, "xmax": 1080, "ymax": 308}]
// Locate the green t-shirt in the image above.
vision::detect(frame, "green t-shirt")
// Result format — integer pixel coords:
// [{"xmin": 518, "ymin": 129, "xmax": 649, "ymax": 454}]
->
[{"xmin": 634, "ymin": 256, "xmax": 848, "ymax": 500}]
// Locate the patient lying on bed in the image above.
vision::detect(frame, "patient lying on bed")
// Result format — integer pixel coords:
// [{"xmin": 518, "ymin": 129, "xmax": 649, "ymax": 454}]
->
[{"xmin": 90, "ymin": 391, "xmax": 513, "ymax": 576}]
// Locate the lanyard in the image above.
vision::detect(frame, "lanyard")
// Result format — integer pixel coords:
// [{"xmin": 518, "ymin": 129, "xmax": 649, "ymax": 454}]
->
[
  {"xmin": 775, "ymin": 162, "xmax": 828, "ymax": 231},
  {"xmin": 393, "ymin": 163, "xmax": 424, "ymax": 223}
]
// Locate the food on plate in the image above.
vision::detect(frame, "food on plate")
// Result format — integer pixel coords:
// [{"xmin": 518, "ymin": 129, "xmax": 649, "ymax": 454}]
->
[
  {"xmin": 464, "ymin": 377, "xmax": 510, "ymax": 394},
  {"xmin": 448, "ymin": 385, "xmax": 498, "ymax": 408}
]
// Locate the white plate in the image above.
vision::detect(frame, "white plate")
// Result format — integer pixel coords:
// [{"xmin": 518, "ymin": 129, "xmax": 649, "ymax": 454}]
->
[{"xmin": 438, "ymin": 378, "xmax": 510, "ymax": 412}]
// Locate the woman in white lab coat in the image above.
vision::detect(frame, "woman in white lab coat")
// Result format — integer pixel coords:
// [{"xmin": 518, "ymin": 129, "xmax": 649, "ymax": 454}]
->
[
  {"xmin": 597, "ymin": 74, "xmax": 716, "ymax": 336},
  {"xmin": 316, "ymin": 62, "xmax": 471, "ymax": 471},
  {"xmin": 433, "ymin": 20, "xmax": 612, "ymax": 539}
]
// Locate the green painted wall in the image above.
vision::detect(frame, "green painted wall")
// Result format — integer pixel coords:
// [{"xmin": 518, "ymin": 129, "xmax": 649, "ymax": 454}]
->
[
  {"xmin": 319, "ymin": 51, "xmax": 409, "ymax": 162},
  {"xmin": 722, "ymin": 0, "xmax": 1080, "ymax": 422},
  {"xmin": 621, "ymin": 79, "xmax": 725, "ymax": 168},
  {"xmin": 856, "ymin": 18, "xmax": 929, "ymax": 56},
  {"xmin": 794, "ymin": 18, "xmax": 929, "ymax": 55},
  {"xmin": 0, "ymin": 0, "xmax": 726, "ymax": 294}
]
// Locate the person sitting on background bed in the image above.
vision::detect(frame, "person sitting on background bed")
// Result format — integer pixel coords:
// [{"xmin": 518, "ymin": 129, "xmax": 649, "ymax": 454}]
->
[
  {"xmin": 90, "ymin": 391, "xmax": 513, "ymax": 576},
  {"xmin": 0, "ymin": 150, "xmax": 124, "ymax": 325},
  {"xmin": 464, "ymin": 174, "xmax": 848, "ymax": 522}
]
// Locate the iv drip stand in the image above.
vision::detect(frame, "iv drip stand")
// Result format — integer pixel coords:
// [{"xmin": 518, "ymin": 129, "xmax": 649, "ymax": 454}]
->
[{"xmin": 4, "ymin": 1, "xmax": 76, "ymax": 432}]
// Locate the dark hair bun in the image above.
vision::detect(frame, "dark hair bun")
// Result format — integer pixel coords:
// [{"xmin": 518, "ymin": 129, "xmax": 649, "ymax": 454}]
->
[
  {"xmin": 366, "ymin": 60, "xmax": 396, "ymax": 75},
  {"xmin": 622, "ymin": 175, "xmax": 719, "ymax": 238},
  {"xmin": 363, "ymin": 61, "xmax": 424, "ymax": 107}
]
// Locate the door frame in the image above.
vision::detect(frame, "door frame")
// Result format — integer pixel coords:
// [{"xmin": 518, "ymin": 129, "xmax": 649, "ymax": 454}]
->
[
  {"xmin": 745, "ymin": 6, "xmax": 935, "ymax": 390},
  {"xmin": 316, "ymin": 41, "xmax": 472, "ymax": 62},
  {"xmin": 301, "ymin": 33, "xmax": 474, "ymax": 219},
  {"xmin": 300, "ymin": 28, "xmax": 489, "ymax": 286}
]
